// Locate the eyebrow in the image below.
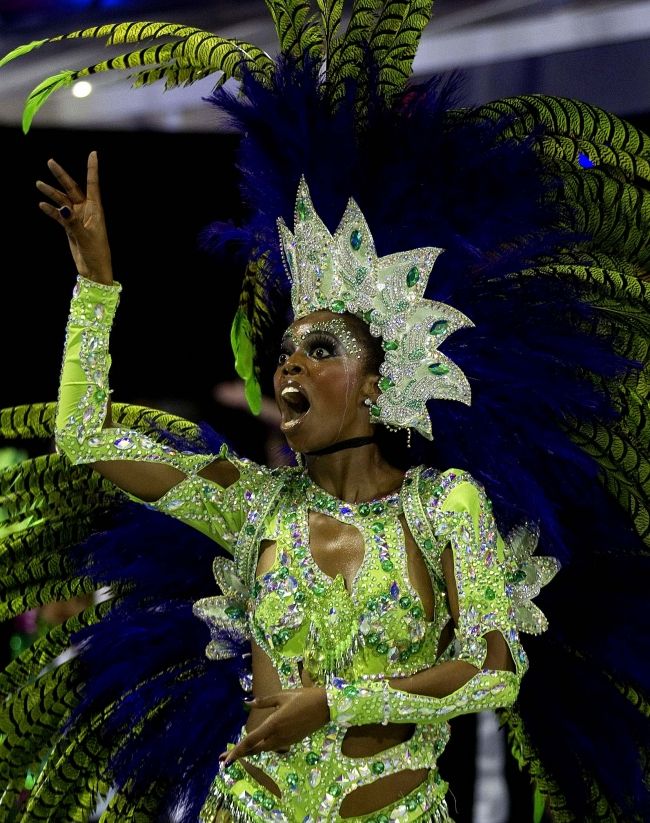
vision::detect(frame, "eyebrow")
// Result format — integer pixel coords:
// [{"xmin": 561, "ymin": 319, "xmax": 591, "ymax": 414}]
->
[{"xmin": 283, "ymin": 320, "xmax": 362, "ymax": 358}]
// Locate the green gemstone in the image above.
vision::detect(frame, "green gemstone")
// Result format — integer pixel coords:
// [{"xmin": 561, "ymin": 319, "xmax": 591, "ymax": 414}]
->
[
  {"xmin": 294, "ymin": 590, "xmax": 306, "ymax": 603},
  {"xmin": 376, "ymin": 642, "xmax": 389, "ymax": 654},
  {"xmin": 294, "ymin": 547, "xmax": 306, "ymax": 559},
  {"xmin": 366, "ymin": 632, "xmax": 379, "ymax": 646},
  {"xmin": 94, "ymin": 388, "xmax": 107, "ymax": 403},
  {"xmin": 429, "ymin": 363, "xmax": 450, "ymax": 376},
  {"xmin": 327, "ymin": 500, "xmax": 338, "ymax": 513},
  {"xmin": 399, "ymin": 595, "xmax": 412, "ymax": 610},
  {"xmin": 410, "ymin": 605, "xmax": 424, "ymax": 619},
  {"xmin": 226, "ymin": 762, "xmax": 244, "ymax": 779},
  {"xmin": 376, "ymin": 814, "xmax": 390, "ymax": 823},
  {"xmin": 383, "ymin": 340, "xmax": 399, "ymax": 351},
  {"xmin": 278, "ymin": 566, "xmax": 289, "ymax": 579},
  {"xmin": 399, "ymin": 650, "xmax": 410, "ymax": 662},
  {"xmin": 280, "ymin": 662, "xmax": 292, "ymax": 675},
  {"xmin": 485, "ymin": 587, "xmax": 496, "ymax": 600},
  {"xmin": 366, "ymin": 597, "xmax": 378, "ymax": 611},
  {"xmin": 297, "ymin": 199, "xmax": 307, "ymax": 220},
  {"xmin": 262, "ymin": 797, "xmax": 274, "ymax": 811},
  {"xmin": 350, "ymin": 229, "xmax": 362, "ymax": 250},
  {"xmin": 486, "ymin": 498, "xmax": 494, "ymax": 511},
  {"xmin": 331, "ymin": 299, "xmax": 346, "ymax": 313},
  {"xmin": 378, "ymin": 377, "xmax": 394, "ymax": 392},
  {"xmin": 225, "ymin": 606, "xmax": 244, "ymax": 619},
  {"xmin": 423, "ymin": 538, "xmax": 434, "ymax": 551},
  {"xmin": 245, "ymin": 524, "xmax": 256, "ymax": 535},
  {"xmin": 429, "ymin": 320, "xmax": 449, "ymax": 336},
  {"xmin": 358, "ymin": 502, "xmax": 371, "ymax": 516},
  {"xmin": 381, "ymin": 559, "xmax": 394, "ymax": 572},
  {"xmin": 329, "ymin": 783, "xmax": 342, "ymax": 797},
  {"xmin": 406, "ymin": 799, "xmax": 418, "ymax": 811},
  {"xmin": 433, "ymin": 484, "xmax": 443, "ymax": 495},
  {"xmin": 409, "ymin": 642, "xmax": 421, "ymax": 654},
  {"xmin": 305, "ymin": 751, "xmax": 320, "ymax": 765},
  {"xmin": 370, "ymin": 404, "xmax": 381, "ymax": 418},
  {"xmin": 313, "ymin": 583, "xmax": 326, "ymax": 596},
  {"xmin": 406, "ymin": 267, "xmax": 420, "ymax": 287},
  {"xmin": 371, "ymin": 521, "xmax": 385, "ymax": 533},
  {"xmin": 371, "ymin": 502, "xmax": 385, "ymax": 515},
  {"xmin": 253, "ymin": 790, "xmax": 265, "ymax": 803},
  {"xmin": 508, "ymin": 569, "xmax": 527, "ymax": 583},
  {"xmin": 371, "ymin": 761, "xmax": 385, "ymax": 775},
  {"xmin": 287, "ymin": 772, "xmax": 300, "ymax": 789},
  {"xmin": 343, "ymin": 684, "xmax": 359, "ymax": 697}
]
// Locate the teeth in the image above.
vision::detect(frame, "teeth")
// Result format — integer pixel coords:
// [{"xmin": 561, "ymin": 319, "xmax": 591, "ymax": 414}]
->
[{"xmin": 282, "ymin": 386, "xmax": 302, "ymax": 397}]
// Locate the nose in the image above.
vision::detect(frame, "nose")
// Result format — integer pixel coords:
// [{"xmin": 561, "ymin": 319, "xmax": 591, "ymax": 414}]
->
[{"xmin": 282, "ymin": 356, "xmax": 304, "ymax": 375}]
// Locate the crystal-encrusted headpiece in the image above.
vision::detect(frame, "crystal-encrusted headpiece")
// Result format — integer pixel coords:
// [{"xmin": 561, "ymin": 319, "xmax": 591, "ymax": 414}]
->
[{"xmin": 277, "ymin": 178, "xmax": 474, "ymax": 439}]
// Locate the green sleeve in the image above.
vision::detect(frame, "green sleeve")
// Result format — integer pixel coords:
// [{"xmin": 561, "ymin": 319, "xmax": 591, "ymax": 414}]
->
[
  {"xmin": 55, "ymin": 275, "xmax": 215, "ymax": 476},
  {"xmin": 54, "ymin": 275, "xmax": 264, "ymax": 550}
]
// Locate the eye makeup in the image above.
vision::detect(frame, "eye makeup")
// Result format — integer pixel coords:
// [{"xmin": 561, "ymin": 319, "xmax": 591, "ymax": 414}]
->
[{"xmin": 283, "ymin": 318, "xmax": 363, "ymax": 360}]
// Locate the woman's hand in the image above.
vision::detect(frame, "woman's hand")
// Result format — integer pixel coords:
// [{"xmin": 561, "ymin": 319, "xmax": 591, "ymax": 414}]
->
[
  {"xmin": 36, "ymin": 151, "xmax": 113, "ymax": 285},
  {"xmin": 220, "ymin": 687, "xmax": 330, "ymax": 765}
]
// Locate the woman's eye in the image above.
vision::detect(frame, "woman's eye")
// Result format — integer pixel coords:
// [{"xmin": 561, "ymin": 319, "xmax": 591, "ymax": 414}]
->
[
  {"xmin": 278, "ymin": 352, "xmax": 289, "ymax": 365},
  {"xmin": 311, "ymin": 346, "xmax": 332, "ymax": 359}
]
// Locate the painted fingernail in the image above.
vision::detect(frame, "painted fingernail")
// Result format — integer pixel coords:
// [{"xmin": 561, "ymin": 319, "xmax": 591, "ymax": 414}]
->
[{"xmin": 58, "ymin": 206, "xmax": 71, "ymax": 219}]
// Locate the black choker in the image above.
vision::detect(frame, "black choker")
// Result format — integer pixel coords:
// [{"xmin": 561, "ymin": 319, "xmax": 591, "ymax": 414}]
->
[{"xmin": 304, "ymin": 436, "xmax": 376, "ymax": 457}]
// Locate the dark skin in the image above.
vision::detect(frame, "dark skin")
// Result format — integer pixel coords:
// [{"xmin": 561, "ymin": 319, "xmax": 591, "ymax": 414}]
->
[{"xmin": 39, "ymin": 153, "xmax": 514, "ymax": 817}]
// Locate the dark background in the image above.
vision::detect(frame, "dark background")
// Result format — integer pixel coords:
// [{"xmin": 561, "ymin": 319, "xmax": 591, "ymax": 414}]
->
[{"xmin": 0, "ymin": 124, "xmax": 283, "ymax": 462}]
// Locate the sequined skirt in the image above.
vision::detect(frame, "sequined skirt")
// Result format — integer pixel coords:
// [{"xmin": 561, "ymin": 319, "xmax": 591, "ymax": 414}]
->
[{"xmin": 201, "ymin": 751, "xmax": 453, "ymax": 822}]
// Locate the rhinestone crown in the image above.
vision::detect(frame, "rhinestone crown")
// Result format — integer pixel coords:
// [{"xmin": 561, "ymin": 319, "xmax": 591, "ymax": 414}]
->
[{"xmin": 278, "ymin": 178, "xmax": 474, "ymax": 439}]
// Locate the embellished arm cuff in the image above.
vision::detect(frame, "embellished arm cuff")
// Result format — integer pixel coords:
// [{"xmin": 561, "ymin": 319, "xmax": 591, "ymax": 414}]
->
[
  {"xmin": 326, "ymin": 669, "xmax": 519, "ymax": 727},
  {"xmin": 54, "ymin": 275, "xmax": 213, "ymax": 475}
]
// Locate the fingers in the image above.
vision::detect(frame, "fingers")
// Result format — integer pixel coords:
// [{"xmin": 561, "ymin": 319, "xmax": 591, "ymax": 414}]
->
[
  {"xmin": 46, "ymin": 157, "xmax": 85, "ymax": 204},
  {"xmin": 38, "ymin": 199, "xmax": 73, "ymax": 226},
  {"xmin": 86, "ymin": 151, "xmax": 102, "ymax": 205},
  {"xmin": 221, "ymin": 722, "xmax": 272, "ymax": 765},
  {"xmin": 248, "ymin": 694, "xmax": 281, "ymax": 710},
  {"xmin": 35, "ymin": 179, "xmax": 69, "ymax": 207}
]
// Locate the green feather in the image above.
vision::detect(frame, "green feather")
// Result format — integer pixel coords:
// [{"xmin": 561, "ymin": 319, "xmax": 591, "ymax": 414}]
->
[
  {"xmin": 230, "ymin": 309, "xmax": 262, "ymax": 415},
  {"xmin": 0, "ymin": 38, "xmax": 47, "ymax": 68},
  {"xmin": 22, "ymin": 70, "xmax": 76, "ymax": 133}
]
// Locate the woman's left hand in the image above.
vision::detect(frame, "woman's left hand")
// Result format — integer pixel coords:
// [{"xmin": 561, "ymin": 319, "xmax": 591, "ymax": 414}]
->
[{"xmin": 220, "ymin": 687, "xmax": 330, "ymax": 765}]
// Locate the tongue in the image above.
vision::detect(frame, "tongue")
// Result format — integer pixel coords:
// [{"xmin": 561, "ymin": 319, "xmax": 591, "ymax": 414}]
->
[{"xmin": 285, "ymin": 393, "xmax": 310, "ymax": 416}]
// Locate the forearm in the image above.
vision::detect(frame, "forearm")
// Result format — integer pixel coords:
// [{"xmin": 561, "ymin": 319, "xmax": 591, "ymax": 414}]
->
[
  {"xmin": 54, "ymin": 275, "xmax": 212, "ymax": 477},
  {"xmin": 55, "ymin": 275, "xmax": 121, "ymax": 452},
  {"xmin": 327, "ymin": 658, "xmax": 519, "ymax": 727}
]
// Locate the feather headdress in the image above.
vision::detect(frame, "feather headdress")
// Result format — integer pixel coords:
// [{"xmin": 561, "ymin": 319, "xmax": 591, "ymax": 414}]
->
[{"xmin": 1, "ymin": 1, "xmax": 649, "ymax": 820}]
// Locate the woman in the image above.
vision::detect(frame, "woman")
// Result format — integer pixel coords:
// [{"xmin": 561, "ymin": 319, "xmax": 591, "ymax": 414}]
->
[
  {"xmin": 1, "ymin": 2, "xmax": 648, "ymax": 820},
  {"xmin": 42, "ymin": 150, "xmax": 527, "ymax": 822}
]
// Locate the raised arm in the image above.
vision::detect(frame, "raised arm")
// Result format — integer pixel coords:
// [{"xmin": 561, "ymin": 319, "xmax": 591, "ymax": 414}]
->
[{"xmin": 39, "ymin": 152, "xmax": 239, "ymax": 501}]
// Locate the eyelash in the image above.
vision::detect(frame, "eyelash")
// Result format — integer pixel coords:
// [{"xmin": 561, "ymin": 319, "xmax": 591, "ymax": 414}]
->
[{"xmin": 278, "ymin": 334, "xmax": 339, "ymax": 364}]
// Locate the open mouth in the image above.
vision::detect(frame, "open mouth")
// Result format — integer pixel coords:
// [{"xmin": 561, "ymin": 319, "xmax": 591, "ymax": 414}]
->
[{"xmin": 280, "ymin": 384, "xmax": 311, "ymax": 430}]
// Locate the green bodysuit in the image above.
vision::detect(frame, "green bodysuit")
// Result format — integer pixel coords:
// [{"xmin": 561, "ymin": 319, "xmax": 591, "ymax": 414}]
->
[{"xmin": 56, "ymin": 276, "xmax": 530, "ymax": 823}]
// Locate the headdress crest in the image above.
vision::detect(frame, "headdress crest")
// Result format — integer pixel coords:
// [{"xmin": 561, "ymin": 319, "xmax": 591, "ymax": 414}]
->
[{"xmin": 278, "ymin": 178, "xmax": 474, "ymax": 439}]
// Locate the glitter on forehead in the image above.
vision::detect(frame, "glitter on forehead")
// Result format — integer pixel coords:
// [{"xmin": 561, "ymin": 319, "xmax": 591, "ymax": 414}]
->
[{"xmin": 285, "ymin": 317, "xmax": 363, "ymax": 360}]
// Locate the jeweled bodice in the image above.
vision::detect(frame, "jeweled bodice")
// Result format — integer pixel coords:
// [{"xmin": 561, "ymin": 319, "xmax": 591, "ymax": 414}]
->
[{"xmin": 249, "ymin": 473, "xmax": 445, "ymax": 686}]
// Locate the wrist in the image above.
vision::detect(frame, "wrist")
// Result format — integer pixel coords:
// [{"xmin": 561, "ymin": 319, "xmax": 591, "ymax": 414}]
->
[
  {"xmin": 326, "ymin": 677, "xmax": 389, "ymax": 728},
  {"xmin": 78, "ymin": 272, "xmax": 114, "ymax": 287}
]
